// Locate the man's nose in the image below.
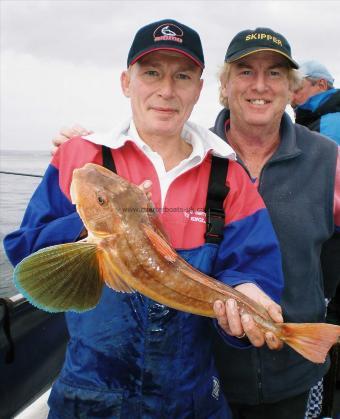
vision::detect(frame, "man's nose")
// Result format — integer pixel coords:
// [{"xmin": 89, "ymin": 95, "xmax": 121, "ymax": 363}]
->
[
  {"xmin": 253, "ymin": 73, "xmax": 268, "ymax": 93},
  {"xmin": 158, "ymin": 76, "xmax": 175, "ymax": 97}
]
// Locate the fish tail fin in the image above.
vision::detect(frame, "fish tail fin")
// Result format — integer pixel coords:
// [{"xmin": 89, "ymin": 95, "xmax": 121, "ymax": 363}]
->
[
  {"xmin": 280, "ymin": 322, "xmax": 340, "ymax": 363},
  {"xmin": 14, "ymin": 242, "xmax": 103, "ymax": 313}
]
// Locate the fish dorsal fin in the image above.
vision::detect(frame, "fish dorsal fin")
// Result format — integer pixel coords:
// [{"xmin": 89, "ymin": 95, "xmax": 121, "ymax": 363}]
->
[
  {"xmin": 146, "ymin": 201, "xmax": 171, "ymax": 240},
  {"xmin": 14, "ymin": 242, "xmax": 103, "ymax": 313},
  {"xmin": 142, "ymin": 224, "xmax": 177, "ymax": 263},
  {"xmin": 99, "ymin": 250, "xmax": 135, "ymax": 293}
]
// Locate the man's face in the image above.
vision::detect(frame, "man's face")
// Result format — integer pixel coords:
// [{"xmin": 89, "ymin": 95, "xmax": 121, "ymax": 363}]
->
[
  {"xmin": 121, "ymin": 51, "xmax": 203, "ymax": 140},
  {"xmin": 221, "ymin": 51, "xmax": 291, "ymax": 131},
  {"xmin": 291, "ymin": 78, "xmax": 326, "ymax": 109}
]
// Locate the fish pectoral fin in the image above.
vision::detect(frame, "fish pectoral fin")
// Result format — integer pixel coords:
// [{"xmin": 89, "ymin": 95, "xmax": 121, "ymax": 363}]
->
[
  {"xmin": 99, "ymin": 251, "xmax": 135, "ymax": 293},
  {"xmin": 142, "ymin": 224, "xmax": 177, "ymax": 263},
  {"xmin": 14, "ymin": 242, "xmax": 103, "ymax": 313}
]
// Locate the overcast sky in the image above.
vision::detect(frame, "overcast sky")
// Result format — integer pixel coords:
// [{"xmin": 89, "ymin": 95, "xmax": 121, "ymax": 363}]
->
[{"xmin": 1, "ymin": 0, "xmax": 340, "ymax": 150}]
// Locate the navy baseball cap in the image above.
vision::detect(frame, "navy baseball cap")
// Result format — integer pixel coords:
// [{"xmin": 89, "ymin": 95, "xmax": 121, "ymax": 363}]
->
[
  {"xmin": 225, "ymin": 27, "xmax": 299, "ymax": 69},
  {"xmin": 127, "ymin": 19, "xmax": 205, "ymax": 69}
]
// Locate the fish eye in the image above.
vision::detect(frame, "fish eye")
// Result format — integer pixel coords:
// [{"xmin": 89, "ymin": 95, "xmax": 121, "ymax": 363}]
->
[{"xmin": 97, "ymin": 194, "xmax": 107, "ymax": 206}]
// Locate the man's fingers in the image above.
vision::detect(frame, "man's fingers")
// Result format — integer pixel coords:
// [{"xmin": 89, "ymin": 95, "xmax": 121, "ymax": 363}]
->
[
  {"xmin": 213, "ymin": 300, "xmax": 231, "ymax": 334},
  {"xmin": 139, "ymin": 180, "xmax": 152, "ymax": 200},
  {"xmin": 265, "ymin": 332, "xmax": 283, "ymax": 350},
  {"xmin": 214, "ymin": 299, "xmax": 283, "ymax": 350},
  {"xmin": 61, "ymin": 124, "xmax": 93, "ymax": 137},
  {"xmin": 225, "ymin": 299, "xmax": 243, "ymax": 337},
  {"xmin": 51, "ymin": 125, "xmax": 93, "ymax": 155},
  {"xmin": 51, "ymin": 146, "xmax": 59, "ymax": 156},
  {"xmin": 235, "ymin": 283, "xmax": 284, "ymax": 324},
  {"xmin": 267, "ymin": 303, "xmax": 283, "ymax": 323},
  {"xmin": 241, "ymin": 314, "xmax": 265, "ymax": 347},
  {"xmin": 141, "ymin": 180, "xmax": 152, "ymax": 191},
  {"xmin": 73, "ymin": 123, "xmax": 93, "ymax": 135},
  {"xmin": 57, "ymin": 125, "xmax": 93, "ymax": 141},
  {"xmin": 59, "ymin": 127, "xmax": 77, "ymax": 139},
  {"xmin": 52, "ymin": 135, "xmax": 68, "ymax": 147},
  {"xmin": 51, "ymin": 135, "xmax": 69, "ymax": 155}
]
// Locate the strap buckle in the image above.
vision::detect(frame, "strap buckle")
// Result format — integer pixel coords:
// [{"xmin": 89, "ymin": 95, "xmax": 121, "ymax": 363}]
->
[{"xmin": 204, "ymin": 208, "xmax": 225, "ymax": 244}]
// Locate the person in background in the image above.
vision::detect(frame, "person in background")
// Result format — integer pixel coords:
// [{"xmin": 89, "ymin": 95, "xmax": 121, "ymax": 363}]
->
[
  {"xmin": 210, "ymin": 28, "xmax": 340, "ymax": 419},
  {"xmin": 291, "ymin": 59, "xmax": 340, "ymax": 418},
  {"xmin": 4, "ymin": 20, "xmax": 285, "ymax": 418},
  {"xmin": 291, "ymin": 62, "xmax": 340, "ymax": 316},
  {"xmin": 291, "ymin": 60, "xmax": 340, "ymax": 145}
]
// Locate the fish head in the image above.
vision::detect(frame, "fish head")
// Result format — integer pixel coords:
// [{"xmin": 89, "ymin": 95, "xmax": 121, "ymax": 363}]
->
[{"xmin": 70, "ymin": 163, "xmax": 150, "ymax": 237}]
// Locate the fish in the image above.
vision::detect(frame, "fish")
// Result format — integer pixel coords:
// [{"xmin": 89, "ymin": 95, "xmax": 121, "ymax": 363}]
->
[{"xmin": 14, "ymin": 163, "xmax": 340, "ymax": 364}]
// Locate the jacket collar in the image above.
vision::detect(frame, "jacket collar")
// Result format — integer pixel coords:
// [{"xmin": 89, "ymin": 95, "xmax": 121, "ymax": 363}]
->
[
  {"xmin": 212, "ymin": 109, "xmax": 302, "ymax": 163},
  {"xmin": 84, "ymin": 117, "xmax": 236, "ymax": 161},
  {"xmin": 297, "ymin": 88, "xmax": 340, "ymax": 113},
  {"xmin": 273, "ymin": 112, "xmax": 302, "ymax": 161},
  {"xmin": 295, "ymin": 89, "xmax": 340, "ymax": 127}
]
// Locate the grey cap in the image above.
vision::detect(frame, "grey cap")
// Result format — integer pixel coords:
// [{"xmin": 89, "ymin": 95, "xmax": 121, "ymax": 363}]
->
[{"xmin": 299, "ymin": 60, "xmax": 334, "ymax": 85}]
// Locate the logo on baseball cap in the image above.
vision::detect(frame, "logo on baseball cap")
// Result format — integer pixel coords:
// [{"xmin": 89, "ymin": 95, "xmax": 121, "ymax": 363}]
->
[
  {"xmin": 127, "ymin": 19, "xmax": 205, "ymax": 69},
  {"xmin": 225, "ymin": 27, "xmax": 299, "ymax": 69}
]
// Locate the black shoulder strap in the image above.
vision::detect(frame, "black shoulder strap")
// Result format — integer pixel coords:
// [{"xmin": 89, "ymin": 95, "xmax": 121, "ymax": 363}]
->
[
  {"xmin": 102, "ymin": 145, "xmax": 229, "ymax": 244},
  {"xmin": 102, "ymin": 145, "xmax": 116, "ymax": 173},
  {"xmin": 205, "ymin": 156, "xmax": 230, "ymax": 244}
]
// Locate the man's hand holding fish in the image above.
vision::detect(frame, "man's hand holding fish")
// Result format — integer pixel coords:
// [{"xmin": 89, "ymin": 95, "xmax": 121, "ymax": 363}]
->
[{"xmin": 214, "ymin": 283, "xmax": 284, "ymax": 350}]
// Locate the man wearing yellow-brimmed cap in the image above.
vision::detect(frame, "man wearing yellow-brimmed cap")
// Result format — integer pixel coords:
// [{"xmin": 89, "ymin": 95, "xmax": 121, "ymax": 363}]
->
[{"xmin": 212, "ymin": 27, "xmax": 340, "ymax": 419}]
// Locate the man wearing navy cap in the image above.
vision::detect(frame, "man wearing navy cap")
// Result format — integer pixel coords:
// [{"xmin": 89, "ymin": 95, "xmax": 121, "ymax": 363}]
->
[
  {"xmin": 211, "ymin": 28, "xmax": 340, "ymax": 419},
  {"xmin": 4, "ymin": 20, "xmax": 285, "ymax": 418}
]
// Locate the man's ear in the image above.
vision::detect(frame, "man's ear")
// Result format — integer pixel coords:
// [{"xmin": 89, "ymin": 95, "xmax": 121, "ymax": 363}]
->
[
  {"xmin": 318, "ymin": 79, "xmax": 328, "ymax": 91},
  {"xmin": 121, "ymin": 70, "xmax": 130, "ymax": 97},
  {"xmin": 221, "ymin": 84, "xmax": 228, "ymax": 98}
]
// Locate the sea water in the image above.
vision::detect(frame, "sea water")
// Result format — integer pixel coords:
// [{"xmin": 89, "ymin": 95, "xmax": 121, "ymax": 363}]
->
[{"xmin": 0, "ymin": 150, "xmax": 50, "ymax": 298}]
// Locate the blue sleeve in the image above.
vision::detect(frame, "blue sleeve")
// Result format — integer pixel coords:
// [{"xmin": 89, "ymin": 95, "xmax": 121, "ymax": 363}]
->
[
  {"xmin": 213, "ymin": 208, "xmax": 284, "ymax": 303},
  {"xmin": 3, "ymin": 164, "xmax": 84, "ymax": 267}
]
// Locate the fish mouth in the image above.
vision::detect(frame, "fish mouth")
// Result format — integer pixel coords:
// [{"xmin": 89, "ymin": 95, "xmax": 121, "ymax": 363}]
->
[
  {"xmin": 70, "ymin": 167, "xmax": 84, "ymax": 204},
  {"xmin": 70, "ymin": 179, "xmax": 78, "ymax": 204}
]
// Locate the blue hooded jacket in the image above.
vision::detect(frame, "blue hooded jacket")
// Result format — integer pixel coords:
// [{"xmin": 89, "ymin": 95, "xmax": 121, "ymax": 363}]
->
[
  {"xmin": 295, "ymin": 88, "xmax": 340, "ymax": 145},
  {"xmin": 4, "ymin": 133, "xmax": 284, "ymax": 418}
]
